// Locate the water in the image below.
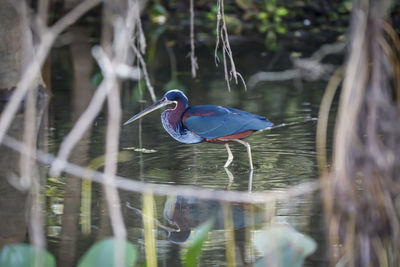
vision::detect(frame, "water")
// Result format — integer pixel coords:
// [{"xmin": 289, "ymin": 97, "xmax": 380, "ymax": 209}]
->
[{"xmin": 2, "ymin": 33, "xmax": 335, "ymax": 266}]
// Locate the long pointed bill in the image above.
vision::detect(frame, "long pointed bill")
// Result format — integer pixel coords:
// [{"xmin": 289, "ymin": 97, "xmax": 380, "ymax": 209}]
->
[{"xmin": 123, "ymin": 98, "xmax": 173, "ymax": 125}]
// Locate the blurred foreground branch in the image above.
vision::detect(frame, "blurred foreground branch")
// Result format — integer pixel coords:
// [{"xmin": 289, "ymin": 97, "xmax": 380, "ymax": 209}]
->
[
  {"xmin": 0, "ymin": 0, "xmax": 101, "ymax": 144},
  {"xmin": 3, "ymin": 135, "xmax": 319, "ymax": 204}
]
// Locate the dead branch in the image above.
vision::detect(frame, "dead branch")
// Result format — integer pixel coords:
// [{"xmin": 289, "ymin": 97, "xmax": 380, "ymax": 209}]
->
[
  {"xmin": 248, "ymin": 41, "xmax": 346, "ymax": 88},
  {"xmin": 131, "ymin": 43, "xmax": 155, "ymax": 102},
  {"xmin": 131, "ymin": 0, "xmax": 156, "ymax": 102}
]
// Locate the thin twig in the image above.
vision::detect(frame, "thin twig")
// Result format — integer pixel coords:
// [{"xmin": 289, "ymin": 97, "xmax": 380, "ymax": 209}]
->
[
  {"xmin": 214, "ymin": 0, "xmax": 221, "ymax": 66},
  {"xmin": 130, "ymin": 0, "xmax": 156, "ymax": 103},
  {"xmin": 214, "ymin": 0, "xmax": 246, "ymax": 91},
  {"xmin": 126, "ymin": 202, "xmax": 179, "ymax": 232},
  {"xmin": 189, "ymin": 0, "xmax": 198, "ymax": 78},
  {"xmin": 131, "ymin": 43, "xmax": 156, "ymax": 102},
  {"xmin": 3, "ymin": 135, "xmax": 320, "ymax": 204},
  {"xmin": 132, "ymin": 0, "xmax": 146, "ymax": 54}
]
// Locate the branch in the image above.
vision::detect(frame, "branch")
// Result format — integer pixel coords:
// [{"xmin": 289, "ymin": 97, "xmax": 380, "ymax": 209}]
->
[
  {"xmin": 248, "ymin": 41, "xmax": 346, "ymax": 88},
  {"xmin": 3, "ymin": 135, "xmax": 320, "ymax": 204},
  {"xmin": 131, "ymin": 43, "xmax": 156, "ymax": 102},
  {"xmin": 189, "ymin": 0, "xmax": 198, "ymax": 78}
]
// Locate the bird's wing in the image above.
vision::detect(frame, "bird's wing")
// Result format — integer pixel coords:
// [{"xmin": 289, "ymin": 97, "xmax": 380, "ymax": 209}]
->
[{"xmin": 182, "ymin": 105, "xmax": 273, "ymax": 139}]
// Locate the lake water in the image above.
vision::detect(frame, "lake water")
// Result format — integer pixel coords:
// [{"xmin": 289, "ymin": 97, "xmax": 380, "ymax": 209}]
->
[{"xmin": 2, "ymin": 30, "xmax": 338, "ymax": 266}]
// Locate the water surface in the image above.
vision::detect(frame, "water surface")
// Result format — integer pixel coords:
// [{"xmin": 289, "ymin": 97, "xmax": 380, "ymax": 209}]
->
[{"xmin": 45, "ymin": 37, "xmax": 333, "ymax": 266}]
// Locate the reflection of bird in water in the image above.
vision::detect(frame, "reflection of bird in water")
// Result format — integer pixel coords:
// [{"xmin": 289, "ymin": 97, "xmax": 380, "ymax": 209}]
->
[
  {"xmin": 162, "ymin": 195, "xmax": 265, "ymax": 244},
  {"xmin": 124, "ymin": 90, "xmax": 274, "ymax": 169}
]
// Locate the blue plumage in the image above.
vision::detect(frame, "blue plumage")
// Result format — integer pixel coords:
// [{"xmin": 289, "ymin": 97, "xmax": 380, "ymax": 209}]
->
[{"xmin": 183, "ymin": 105, "xmax": 273, "ymax": 139}]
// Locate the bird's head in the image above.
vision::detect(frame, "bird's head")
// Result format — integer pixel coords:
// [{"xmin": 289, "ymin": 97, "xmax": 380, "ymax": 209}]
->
[
  {"xmin": 123, "ymin": 89, "xmax": 188, "ymax": 125},
  {"xmin": 163, "ymin": 89, "xmax": 188, "ymax": 102}
]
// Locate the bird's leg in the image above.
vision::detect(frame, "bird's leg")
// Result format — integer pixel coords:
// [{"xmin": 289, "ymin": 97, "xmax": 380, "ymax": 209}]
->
[
  {"xmin": 233, "ymin": 139, "xmax": 254, "ymax": 169},
  {"xmin": 248, "ymin": 169, "xmax": 254, "ymax": 192},
  {"xmin": 224, "ymin": 143, "xmax": 234, "ymax": 168},
  {"xmin": 224, "ymin": 167, "xmax": 234, "ymax": 190}
]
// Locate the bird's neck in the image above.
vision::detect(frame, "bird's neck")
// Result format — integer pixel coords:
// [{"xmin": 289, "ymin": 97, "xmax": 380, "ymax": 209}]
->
[
  {"xmin": 161, "ymin": 100, "xmax": 203, "ymax": 144},
  {"xmin": 163, "ymin": 100, "xmax": 188, "ymax": 131}
]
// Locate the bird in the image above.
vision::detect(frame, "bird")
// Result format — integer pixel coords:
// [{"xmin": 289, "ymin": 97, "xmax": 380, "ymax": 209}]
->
[{"xmin": 123, "ymin": 89, "xmax": 273, "ymax": 169}]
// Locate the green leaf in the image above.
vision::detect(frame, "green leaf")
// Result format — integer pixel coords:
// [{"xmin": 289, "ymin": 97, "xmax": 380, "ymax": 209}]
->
[
  {"xmin": 78, "ymin": 238, "xmax": 137, "ymax": 267},
  {"xmin": 91, "ymin": 72, "xmax": 103, "ymax": 87},
  {"xmin": 0, "ymin": 244, "xmax": 56, "ymax": 267},
  {"xmin": 273, "ymin": 16, "xmax": 282, "ymax": 23},
  {"xmin": 151, "ymin": 4, "xmax": 167, "ymax": 16},
  {"xmin": 343, "ymin": 1, "xmax": 352, "ymax": 11},
  {"xmin": 265, "ymin": 3, "xmax": 276, "ymax": 13},
  {"xmin": 257, "ymin": 12, "xmax": 269, "ymax": 21},
  {"xmin": 182, "ymin": 220, "xmax": 214, "ymax": 267},
  {"xmin": 276, "ymin": 7, "xmax": 289, "ymax": 17},
  {"xmin": 235, "ymin": 0, "xmax": 254, "ymax": 10},
  {"xmin": 276, "ymin": 25, "xmax": 287, "ymax": 34}
]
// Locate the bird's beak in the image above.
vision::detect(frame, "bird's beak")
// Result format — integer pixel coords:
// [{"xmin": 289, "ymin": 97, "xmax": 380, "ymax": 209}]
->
[{"xmin": 123, "ymin": 98, "xmax": 174, "ymax": 125}]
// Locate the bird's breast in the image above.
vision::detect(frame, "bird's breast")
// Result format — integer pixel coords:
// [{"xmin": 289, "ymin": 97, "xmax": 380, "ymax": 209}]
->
[{"xmin": 161, "ymin": 110, "xmax": 203, "ymax": 144}]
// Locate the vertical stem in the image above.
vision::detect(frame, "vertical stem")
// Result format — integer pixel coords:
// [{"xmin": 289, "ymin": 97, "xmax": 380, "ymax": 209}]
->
[
  {"xmin": 223, "ymin": 203, "xmax": 236, "ymax": 267},
  {"xmin": 104, "ymin": 81, "xmax": 127, "ymax": 266},
  {"xmin": 22, "ymin": 87, "xmax": 45, "ymax": 266},
  {"xmin": 38, "ymin": 0, "xmax": 49, "ymax": 27},
  {"xmin": 143, "ymin": 192, "xmax": 157, "ymax": 267},
  {"xmin": 189, "ymin": 0, "xmax": 198, "ymax": 78}
]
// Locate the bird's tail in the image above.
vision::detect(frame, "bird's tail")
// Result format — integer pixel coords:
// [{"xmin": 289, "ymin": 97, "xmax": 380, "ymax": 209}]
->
[{"xmin": 260, "ymin": 117, "xmax": 317, "ymax": 132}]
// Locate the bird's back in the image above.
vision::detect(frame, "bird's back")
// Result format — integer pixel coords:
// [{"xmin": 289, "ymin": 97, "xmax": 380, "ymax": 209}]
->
[{"xmin": 182, "ymin": 105, "xmax": 273, "ymax": 139}]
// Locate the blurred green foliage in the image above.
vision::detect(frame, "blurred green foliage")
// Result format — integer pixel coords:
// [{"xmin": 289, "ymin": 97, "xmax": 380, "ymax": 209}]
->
[
  {"xmin": 78, "ymin": 238, "xmax": 137, "ymax": 267},
  {"xmin": 0, "ymin": 244, "xmax": 56, "ymax": 267},
  {"xmin": 0, "ymin": 239, "xmax": 137, "ymax": 267},
  {"xmin": 141, "ymin": 0, "xmax": 353, "ymax": 51},
  {"xmin": 182, "ymin": 220, "xmax": 214, "ymax": 267}
]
